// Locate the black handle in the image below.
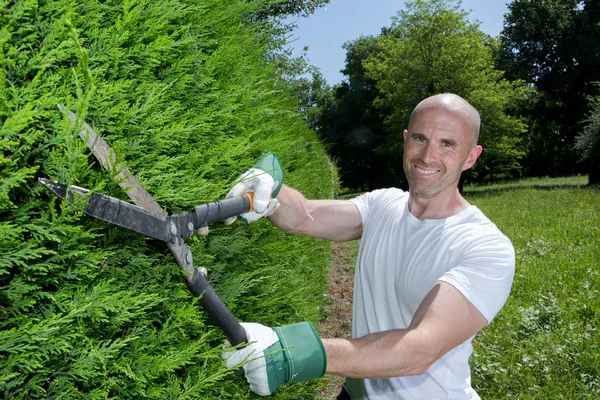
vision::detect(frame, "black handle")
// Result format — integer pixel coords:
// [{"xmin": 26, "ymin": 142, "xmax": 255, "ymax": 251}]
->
[
  {"xmin": 170, "ymin": 195, "xmax": 252, "ymax": 241},
  {"xmin": 192, "ymin": 195, "xmax": 251, "ymax": 229},
  {"xmin": 186, "ymin": 268, "xmax": 247, "ymax": 346}
]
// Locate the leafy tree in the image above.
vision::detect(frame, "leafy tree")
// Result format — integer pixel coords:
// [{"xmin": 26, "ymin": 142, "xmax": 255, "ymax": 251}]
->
[
  {"xmin": 362, "ymin": 0, "xmax": 527, "ymax": 184},
  {"xmin": 292, "ymin": 65, "xmax": 334, "ymax": 129},
  {"xmin": 250, "ymin": 0, "xmax": 329, "ymax": 19},
  {"xmin": 575, "ymin": 94, "xmax": 600, "ymax": 184},
  {"xmin": 499, "ymin": 0, "xmax": 600, "ymax": 177},
  {"xmin": 305, "ymin": 0, "xmax": 526, "ymax": 190},
  {"xmin": 312, "ymin": 35, "xmax": 398, "ymax": 191}
]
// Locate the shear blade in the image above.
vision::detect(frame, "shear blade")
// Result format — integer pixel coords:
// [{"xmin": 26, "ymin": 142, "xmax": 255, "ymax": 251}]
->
[{"xmin": 39, "ymin": 178, "xmax": 172, "ymax": 242}]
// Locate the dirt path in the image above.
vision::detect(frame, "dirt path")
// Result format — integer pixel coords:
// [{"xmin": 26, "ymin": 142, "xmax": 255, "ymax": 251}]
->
[{"xmin": 317, "ymin": 241, "xmax": 356, "ymax": 399}]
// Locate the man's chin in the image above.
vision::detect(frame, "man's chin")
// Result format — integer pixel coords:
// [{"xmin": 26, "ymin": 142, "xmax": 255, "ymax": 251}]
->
[
  {"xmin": 409, "ymin": 186, "xmax": 439, "ymax": 198},
  {"xmin": 408, "ymin": 178, "xmax": 450, "ymax": 198}
]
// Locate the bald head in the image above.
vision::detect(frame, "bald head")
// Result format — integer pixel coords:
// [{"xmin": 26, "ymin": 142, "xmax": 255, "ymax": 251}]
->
[{"xmin": 408, "ymin": 93, "xmax": 481, "ymax": 146}]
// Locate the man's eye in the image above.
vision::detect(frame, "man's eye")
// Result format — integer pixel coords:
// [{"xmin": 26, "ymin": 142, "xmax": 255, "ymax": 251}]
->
[{"xmin": 442, "ymin": 141, "xmax": 455, "ymax": 147}]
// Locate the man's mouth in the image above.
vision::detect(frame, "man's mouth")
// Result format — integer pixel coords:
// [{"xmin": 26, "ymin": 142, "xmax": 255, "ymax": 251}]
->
[{"xmin": 415, "ymin": 165, "xmax": 439, "ymax": 175}]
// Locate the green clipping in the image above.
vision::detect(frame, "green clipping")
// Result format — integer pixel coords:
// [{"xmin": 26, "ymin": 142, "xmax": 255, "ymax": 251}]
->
[
  {"xmin": 264, "ymin": 321, "xmax": 326, "ymax": 393},
  {"xmin": 253, "ymin": 151, "xmax": 284, "ymax": 197}
]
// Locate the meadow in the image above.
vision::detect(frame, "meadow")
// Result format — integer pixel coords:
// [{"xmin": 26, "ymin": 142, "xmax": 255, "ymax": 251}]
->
[{"xmin": 464, "ymin": 176, "xmax": 599, "ymax": 398}]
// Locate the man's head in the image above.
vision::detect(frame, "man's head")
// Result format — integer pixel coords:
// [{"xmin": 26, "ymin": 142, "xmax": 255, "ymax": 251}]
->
[{"xmin": 403, "ymin": 93, "xmax": 483, "ymax": 199}]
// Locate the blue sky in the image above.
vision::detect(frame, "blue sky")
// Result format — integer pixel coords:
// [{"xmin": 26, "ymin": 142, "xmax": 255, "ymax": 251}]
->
[{"xmin": 285, "ymin": 0, "xmax": 510, "ymax": 84}]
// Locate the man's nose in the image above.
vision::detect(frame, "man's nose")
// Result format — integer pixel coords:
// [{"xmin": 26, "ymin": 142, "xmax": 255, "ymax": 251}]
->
[{"xmin": 420, "ymin": 142, "xmax": 438, "ymax": 163}]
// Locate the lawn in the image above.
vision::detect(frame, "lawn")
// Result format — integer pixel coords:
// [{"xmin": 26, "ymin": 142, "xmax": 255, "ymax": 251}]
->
[{"xmin": 465, "ymin": 176, "xmax": 599, "ymax": 398}]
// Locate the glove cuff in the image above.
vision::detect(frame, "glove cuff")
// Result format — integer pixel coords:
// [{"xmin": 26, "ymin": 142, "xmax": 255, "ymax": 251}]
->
[
  {"xmin": 252, "ymin": 151, "xmax": 284, "ymax": 197},
  {"xmin": 272, "ymin": 321, "xmax": 326, "ymax": 385}
]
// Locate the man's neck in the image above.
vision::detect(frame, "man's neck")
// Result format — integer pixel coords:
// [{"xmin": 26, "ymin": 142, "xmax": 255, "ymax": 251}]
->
[{"xmin": 407, "ymin": 189, "xmax": 470, "ymax": 220}]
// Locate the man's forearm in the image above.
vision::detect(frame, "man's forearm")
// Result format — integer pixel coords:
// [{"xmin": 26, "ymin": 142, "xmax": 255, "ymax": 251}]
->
[
  {"xmin": 267, "ymin": 185, "xmax": 363, "ymax": 241},
  {"xmin": 267, "ymin": 185, "xmax": 313, "ymax": 234},
  {"xmin": 323, "ymin": 329, "xmax": 438, "ymax": 379},
  {"xmin": 323, "ymin": 282, "xmax": 490, "ymax": 379}
]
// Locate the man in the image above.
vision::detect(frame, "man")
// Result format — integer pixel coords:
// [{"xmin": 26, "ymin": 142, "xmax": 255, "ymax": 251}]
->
[{"xmin": 221, "ymin": 93, "xmax": 515, "ymax": 399}]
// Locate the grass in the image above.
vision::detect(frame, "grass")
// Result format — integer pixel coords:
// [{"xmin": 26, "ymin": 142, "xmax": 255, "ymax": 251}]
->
[
  {"xmin": 465, "ymin": 176, "xmax": 599, "ymax": 398},
  {"xmin": 464, "ymin": 174, "xmax": 590, "ymax": 193}
]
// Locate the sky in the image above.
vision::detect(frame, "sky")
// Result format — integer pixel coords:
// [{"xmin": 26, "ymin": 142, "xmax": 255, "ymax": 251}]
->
[{"xmin": 285, "ymin": 0, "xmax": 510, "ymax": 84}]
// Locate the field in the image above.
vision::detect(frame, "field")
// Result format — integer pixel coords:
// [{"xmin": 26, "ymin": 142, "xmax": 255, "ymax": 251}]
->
[{"xmin": 465, "ymin": 176, "xmax": 599, "ymax": 398}]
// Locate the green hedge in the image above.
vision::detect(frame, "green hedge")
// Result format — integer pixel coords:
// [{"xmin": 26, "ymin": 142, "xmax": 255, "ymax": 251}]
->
[{"xmin": 0, "ymin": 0, "xmax": 335, "ymax": 398}]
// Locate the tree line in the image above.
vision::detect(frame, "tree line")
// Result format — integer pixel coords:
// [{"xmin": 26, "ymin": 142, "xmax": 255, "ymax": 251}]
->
[{"xmin": 293, "ymin": 0, "xmax": 600, "ymax": 190}]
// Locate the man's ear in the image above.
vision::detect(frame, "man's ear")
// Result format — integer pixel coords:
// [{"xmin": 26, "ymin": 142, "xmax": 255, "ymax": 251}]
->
[
  {"xmin": 403, "ymin": 129, "xmax": 408, "ymax": 141},
  {"xmin": 462, "ymin": 145, "xmax": 483, "ymax": 171}
]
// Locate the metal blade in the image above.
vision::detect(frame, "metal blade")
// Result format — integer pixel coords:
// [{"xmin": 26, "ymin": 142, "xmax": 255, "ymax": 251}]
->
[
  {"xmin": 58, "ymin": 104, "xmax": 194, "ymax": 277},
  {"xmin": 58, "ymin": 104, "xmax": 165, "ymax": 215},
  {"xmin": 39, "ymin": 178, "xmax": 171, "ymax": 242}
]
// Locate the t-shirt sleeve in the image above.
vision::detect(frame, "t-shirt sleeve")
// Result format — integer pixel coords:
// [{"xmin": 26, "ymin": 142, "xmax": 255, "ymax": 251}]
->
[
  {"xmin": 438, "ymin": 233, "xmax": 515, "ymax": 324},
  {"xmin": 349, "ymin": 192, "xmax": 371, "ymax": 226},
  {"xmin": 350, "ymin": 188, "xmax": 402, "ymax": 226}
]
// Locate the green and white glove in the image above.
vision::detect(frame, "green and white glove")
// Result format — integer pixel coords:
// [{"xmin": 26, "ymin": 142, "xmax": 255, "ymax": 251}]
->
[
  {"xmin": 222, "ymin": 322, "xmax": 327, "ymax": 396},
  {"xmin": 225, "ymin": 151, "xmax": 284, "ymax": 225}
]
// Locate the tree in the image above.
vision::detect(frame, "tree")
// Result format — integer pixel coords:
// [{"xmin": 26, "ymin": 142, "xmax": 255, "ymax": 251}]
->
[
  {"xmin": 499, "ymin": 0, "xmax": 600, "ymax": 177},
  {"xmin": 314, "ymin": 36, "xmax": 400, "ymax": 191},
  {"xmin": 575, "ymin": 94, "xmax": 600, "ymax": 184},
  {"xmin": 363, "ymin": 0, "xmax": 527, "ymax": 184},
  {"xmin": 250, "ymin": 0, "xmax": 329, "ymax": 19},
  {"xmin": 292, "ymin": 65, "xmax": 334, "ymax": 129}
]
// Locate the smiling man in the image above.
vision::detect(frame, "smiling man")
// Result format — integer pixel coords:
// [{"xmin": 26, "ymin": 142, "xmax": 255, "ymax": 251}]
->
[
  {"xmin": 221, "ymin": 93, "xmax": 515, "ymax": 400},
  {"xmin": 402, "ymin": 94, "xmax": 483, "ymax": 219}
]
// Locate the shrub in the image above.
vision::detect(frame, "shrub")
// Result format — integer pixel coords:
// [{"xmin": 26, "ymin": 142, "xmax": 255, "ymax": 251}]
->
[{"xmin": 0, "ymin": 0, "xmax": 334, "ymax": 398}]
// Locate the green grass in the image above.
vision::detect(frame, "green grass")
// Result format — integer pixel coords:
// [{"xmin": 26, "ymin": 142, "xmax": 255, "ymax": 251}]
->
[
  {"xmin": 465, "ymin": 176, "xmax": 599, "ymax": 398},
  {"xmin": 464, "ymin": 174, "xmax": 590, "ymax": 192}
]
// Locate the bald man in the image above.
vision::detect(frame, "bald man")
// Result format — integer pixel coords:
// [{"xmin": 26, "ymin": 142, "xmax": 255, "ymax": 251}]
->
[{"xmin": 221, "ymin": 94, "xmax": 515, "ymax": 400}]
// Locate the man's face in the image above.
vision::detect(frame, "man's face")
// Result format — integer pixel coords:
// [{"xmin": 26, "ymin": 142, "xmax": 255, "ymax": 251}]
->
[{"xmin": 403, "ymin": 108, "xmax": 482, "ymax": 199}]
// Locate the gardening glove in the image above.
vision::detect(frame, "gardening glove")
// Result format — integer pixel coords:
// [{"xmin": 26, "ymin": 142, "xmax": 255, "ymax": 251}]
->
[
  {"xmin": 222, "ymin": 322, "xmax": 327, "ymax": 396},
  {"xmin": 225, "ymin": 151, "xmax": 284, "ymax": 225}
]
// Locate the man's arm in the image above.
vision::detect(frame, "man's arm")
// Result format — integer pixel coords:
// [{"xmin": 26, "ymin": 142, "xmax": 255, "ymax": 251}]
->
[
  {"xmin": 267, "ymin": 184, "xmax": 363, "ymax": 242},
  {"xmin": 324, "ymin": 281, "xmax": 489, "ymax": 378}
]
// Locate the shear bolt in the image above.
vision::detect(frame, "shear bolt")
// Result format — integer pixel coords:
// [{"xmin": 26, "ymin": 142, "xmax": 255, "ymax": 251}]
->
[{"xmin": 188, "ymin": 222, "xmax": 194, "ymax": 232}]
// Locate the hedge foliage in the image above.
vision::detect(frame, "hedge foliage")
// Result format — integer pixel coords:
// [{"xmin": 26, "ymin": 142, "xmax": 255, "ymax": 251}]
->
[{"xmin": 1, "ymin": 0, "xmax": 335, "ymax": 398}]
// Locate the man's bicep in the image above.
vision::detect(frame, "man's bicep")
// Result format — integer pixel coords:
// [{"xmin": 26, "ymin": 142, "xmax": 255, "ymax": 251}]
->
[
  {"xmin": 306, "ymin": 199, "xmax": 363, "ymax": 241},
  {"xmin": 409, "ymin": 282, "xmax": 488, "ymax": 359}
]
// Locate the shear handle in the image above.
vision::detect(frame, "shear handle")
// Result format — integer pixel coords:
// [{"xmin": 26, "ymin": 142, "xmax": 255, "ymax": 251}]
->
[
  {"xmin": 186, "ymin": 268, "xmax": 247, "ymax": 346},
  {"xmin": 188, "ymin": 193, "xmax": 253, "ymax": 232}
]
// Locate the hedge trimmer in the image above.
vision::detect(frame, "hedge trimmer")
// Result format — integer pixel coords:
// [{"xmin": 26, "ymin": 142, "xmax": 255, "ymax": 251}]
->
[{"xmin": 39, "ymin": 105, "xmax": 280, "ymax": 346}]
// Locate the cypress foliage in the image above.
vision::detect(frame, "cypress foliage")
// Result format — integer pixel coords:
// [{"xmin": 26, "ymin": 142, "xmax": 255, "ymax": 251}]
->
[{"xmin": 1, "ymin": 0, "xmax": 334, "ymax": 398}]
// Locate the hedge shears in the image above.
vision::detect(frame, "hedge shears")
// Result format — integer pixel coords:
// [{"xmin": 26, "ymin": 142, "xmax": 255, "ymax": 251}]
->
[{"xmin": 39, "ymin": 105, "xmax": 280, "ymax": 346}]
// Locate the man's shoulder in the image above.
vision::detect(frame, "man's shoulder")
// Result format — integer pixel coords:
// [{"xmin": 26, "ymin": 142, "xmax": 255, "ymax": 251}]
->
[
  {"xmin": 352, "ymin": 187, "xmax": 408, "ymax": 204},
  {"xmin": 454, "ymin": 206, "xmax": 514, "ymax": 250},
  {"xmin": 350, "ymin": 188, "xmax": 408, "ymax": 224},
  {"xmin": 463, "ymin": 206, "xmax": 505, "ymax": 233}
]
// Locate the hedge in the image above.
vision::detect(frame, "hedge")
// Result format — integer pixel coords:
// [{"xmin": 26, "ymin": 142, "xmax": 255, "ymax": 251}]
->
[{"xmin": 0, "ymin": 0, "xmax": 335, "ymax": 398}]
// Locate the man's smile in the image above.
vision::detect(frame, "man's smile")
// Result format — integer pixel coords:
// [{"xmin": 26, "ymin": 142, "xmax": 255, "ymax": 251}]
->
[{"xmin": 414, "ymin": 165, "xmax": 440, "ymax": 175}]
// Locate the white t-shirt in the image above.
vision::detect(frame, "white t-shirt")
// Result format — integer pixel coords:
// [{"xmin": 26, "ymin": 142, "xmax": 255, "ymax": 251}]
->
[{"xmin": 345, "ymin": 188, "xmax": 515, "ymax": 400}]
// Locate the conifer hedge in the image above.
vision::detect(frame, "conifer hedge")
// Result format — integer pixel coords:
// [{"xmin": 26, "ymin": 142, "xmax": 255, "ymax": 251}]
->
[{"xmin": 1, "ymin": 0, "xmax": 335, "ymax": 398}]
